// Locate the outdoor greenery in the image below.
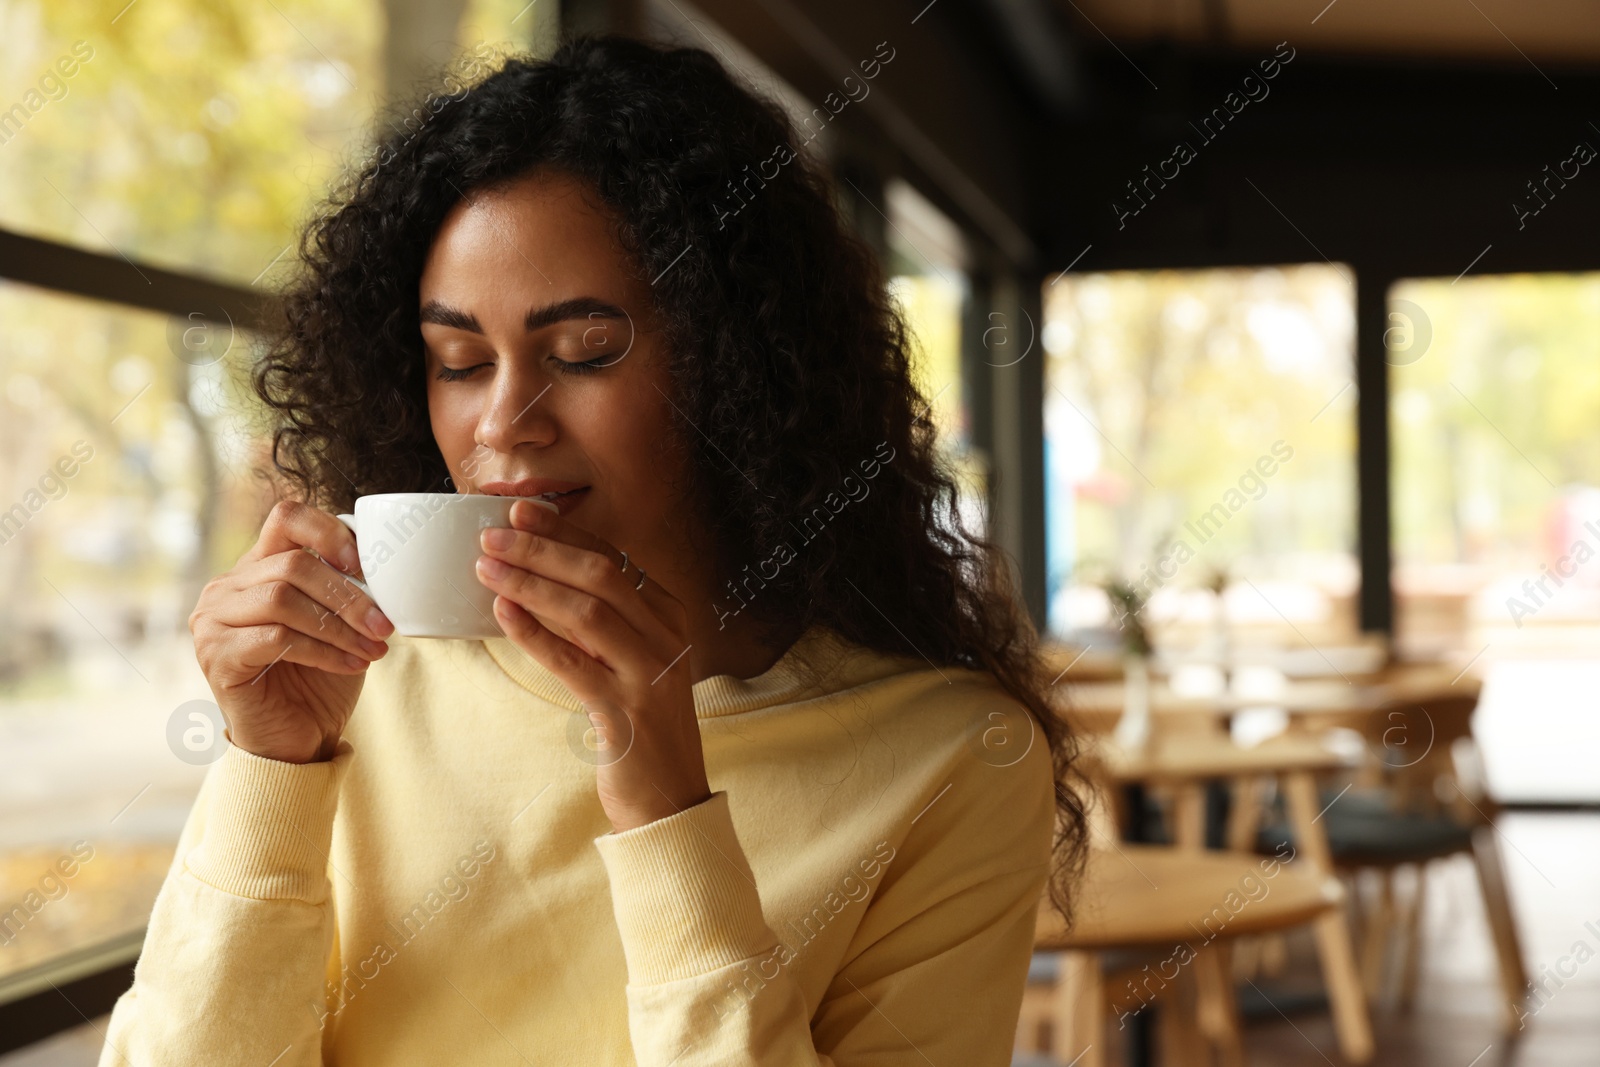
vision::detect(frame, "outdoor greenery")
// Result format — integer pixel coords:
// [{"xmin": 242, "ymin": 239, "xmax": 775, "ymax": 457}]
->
[
  {"xmin": 1043, "ymin": 264, "xmax": 1358, "ymax": 633},
  {"xmin": 1392, "ymin": 273, "xmax": 1600, "ymax": 571},
  {"xmin": 1043, "ymin": 264, "xmax": 1600, "ymax": 644}
]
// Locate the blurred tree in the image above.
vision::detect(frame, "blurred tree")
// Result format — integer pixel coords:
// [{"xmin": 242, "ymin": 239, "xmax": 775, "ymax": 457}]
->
[
  {"xmin": 1393, "ymin": 273, "xmax": 1600, "ymax": 569},
  {"xmin": 1043, "ymin": 265, "xmax": 1358, "ymax": 630}
]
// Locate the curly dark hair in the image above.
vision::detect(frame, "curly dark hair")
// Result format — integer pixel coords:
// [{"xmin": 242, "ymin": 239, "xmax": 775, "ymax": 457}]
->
[{"xmin": 253, "ymin": 33, "xmax": 1088, "ymax": 922}]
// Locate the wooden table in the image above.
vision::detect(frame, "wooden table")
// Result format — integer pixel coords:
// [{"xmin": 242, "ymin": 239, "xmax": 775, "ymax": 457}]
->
[
  {"xmin": 1083, "ymin": 732, "xmax": 1357, "ymax": 849},
  {"xmin": 1164, "ymin": 641, "xmax": 1394, "ymax": 681},
  {"xmin": 1030, "ymin": 845, "xmax": 1349, "ymax": 1067},
  {"xmin": 1057, "ymin": 662, "xmax": 1480, "ymax": 738},
  {"xmin": 1036, "ymin": 844, "xmax": 1343, "ymax": 952},
  {"xmin": 1043, "ymin": 639, "xmax": 1455, "ymax": 687},
  {"xmin": 1055, "ymin": 682, "xmax": 1232, "ymax": 736},
  {"xmin": 1072, "ymin": 731, "xmax": 1376, "ymax": 1064},
  {"xmin": 1039, "ymin": 642, "xmax": 1127, "ymax": 683}
]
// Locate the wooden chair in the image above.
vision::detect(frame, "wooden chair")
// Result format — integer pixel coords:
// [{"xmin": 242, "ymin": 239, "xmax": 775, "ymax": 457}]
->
[
  {"xmin": 1256, "ymin": 694, "xmax": 1528, "ymax": 1029},
  {"xmin": 1021, "ymin": 736, "xmax": 1375, "ymax": 1066},
  {"xmin": 1026, "ymin": 843, "xmax": 1350, "ymax": 1067}
]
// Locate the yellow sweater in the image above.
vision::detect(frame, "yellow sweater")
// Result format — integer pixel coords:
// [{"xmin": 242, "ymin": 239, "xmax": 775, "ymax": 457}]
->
[{"xmin": 98, "ymin": 625, "xmax": 1055, "ymax": 1066}]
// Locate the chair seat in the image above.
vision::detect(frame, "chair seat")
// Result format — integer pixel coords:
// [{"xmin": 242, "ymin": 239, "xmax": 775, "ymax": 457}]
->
[
  {"xmin": 1257, "ymin": 789, "xmax": 1476, "ymax": 865},
  {"xmin": 1028, "ymin": 946, "xmax": 1151, "ymax": 983},
  {"xmin": 1036, "ymin": 844, "xmax": 1342, "ymax": 952},
  {"xmin": 1027, "ymin": 952, "xmax": 1061, "ymax": 983}
]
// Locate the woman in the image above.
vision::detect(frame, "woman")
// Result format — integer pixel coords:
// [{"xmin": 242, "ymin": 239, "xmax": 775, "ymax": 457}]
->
[{"xmin": 101, "ymin": 34, "xmax": 1086, "ymax": 1067}]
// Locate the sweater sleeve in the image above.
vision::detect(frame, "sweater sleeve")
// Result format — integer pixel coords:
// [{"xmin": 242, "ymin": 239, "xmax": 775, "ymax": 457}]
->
[
  {"xmin": 97, "ymin": 739, "xmax": 355, "ymax": 1067},
  {"xmin": 592, "ymin": 758, "xmax": 1054, "ymax": 1067}
]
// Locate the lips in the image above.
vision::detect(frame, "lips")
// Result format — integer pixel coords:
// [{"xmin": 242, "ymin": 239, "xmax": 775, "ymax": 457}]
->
[{"xmin": 477, "ymin": 478, "xmax": 591, "ymax": 517}]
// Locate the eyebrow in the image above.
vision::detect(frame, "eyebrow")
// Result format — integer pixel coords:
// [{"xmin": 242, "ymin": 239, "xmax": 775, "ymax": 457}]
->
[{"xmin": 418, "ymin": 297, "xmax": 629, "ymax": 334}]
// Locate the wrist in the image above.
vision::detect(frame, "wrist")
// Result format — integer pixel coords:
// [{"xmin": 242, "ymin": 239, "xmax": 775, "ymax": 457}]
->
[
  {"xmin": 607, "ymin": 788, "xmax": 713, "ymax": 834},
  {"xmin": 225, "ymin": 728, "xmax": 339, "ymax": 765}
]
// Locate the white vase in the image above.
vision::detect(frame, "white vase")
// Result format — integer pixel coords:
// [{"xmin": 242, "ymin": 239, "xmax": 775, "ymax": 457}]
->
[
  {"xmin": 1213, "ymin": 592, "xmax": 1232, "ymax": 689},
  {"xmin": 1113, "ymin": 654, "xmax": 1152, "ymax": 752}
]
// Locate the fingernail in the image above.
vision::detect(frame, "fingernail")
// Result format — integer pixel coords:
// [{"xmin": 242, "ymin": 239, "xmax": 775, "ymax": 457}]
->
[
  {"xmin": 340, "ymin": 546, "xmax": 361, "ymax": 572},
  {"xmin": 358, "ymin": 635, "xmax": 386, "ymax": 657},
  {"xmin": 513, "ymin": 499, "xmax": 558, "ymax": 526},
  {"xmin": 343, "ymin": 653, "xmax": 367, "ymax": 670},
  {"xmin": 366, "ymin": 608, "xmax": 393, "ymax": 636},
  {"xmin": 482, "ymin": 527, "xmax": 514, "ymax": 550},
  {"xmin": 477, "ymin": 555, "xmax": 510, "ymax": 579}
]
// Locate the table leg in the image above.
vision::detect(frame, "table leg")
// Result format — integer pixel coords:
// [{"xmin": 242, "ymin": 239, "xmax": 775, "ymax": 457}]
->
[
  {"xmin": 1117, "ymin": 783, "xmax": 1157, "ymax": 1067},
  {"xmin": 1226, "ymin": 778, "xmax": 1266, "ymax": 852},
  {"xmin": 1282, "ymin": 770, "xmax": 1375, "ymax": 1064},
  {"xmin": 1055, "ymin": 950, "xmax": 1106, "ymax": 1067},
  {"xmin": 1471, "ymin": 825, "xmax": 1529, "ymax": 1032},
  {"xmin": 1361, "ymin": 868, "xmax": 1395, "ymax": 999},
  {"xmin": 1173, "ymin": 784, "xmax": 1206, "ymax": 850},
  {"xmin": 1192, "ymin": 942, "xmax": 1245, "ymax": 1067},
  {"xmin": 1397, "ymin": 864, "xmax": 1427, "ymax": 1011},
  {"xmin": 1156, "ymin": 963, "xmax": 1207, "ymax": 1067}
]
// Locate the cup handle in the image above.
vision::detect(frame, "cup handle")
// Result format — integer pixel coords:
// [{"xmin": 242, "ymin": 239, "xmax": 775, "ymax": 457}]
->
[{"xmin": 332, "ymin": 514, "xmax": 371, "ymax": 595}]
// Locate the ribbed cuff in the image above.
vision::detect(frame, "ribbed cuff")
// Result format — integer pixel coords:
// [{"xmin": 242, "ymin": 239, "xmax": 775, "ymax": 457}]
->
[
  {"xmin": 183, "ymin": 739, "xmax": 354, "ymax": 904},
  {"xmin": 593, "ymin": 791, "xmax": 776, "ymax": 986}
]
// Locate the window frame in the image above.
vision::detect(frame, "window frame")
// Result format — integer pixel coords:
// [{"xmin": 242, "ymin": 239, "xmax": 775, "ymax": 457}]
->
[{"xmin": 0, "ymin": 225, "xmax": 269, "ymax": 1052}]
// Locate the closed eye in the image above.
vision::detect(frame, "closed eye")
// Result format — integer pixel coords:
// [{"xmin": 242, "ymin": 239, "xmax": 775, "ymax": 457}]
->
[
  {"xmin": 553, "ymin": 354, "xmax": 614, "ymax": 375},
  {"xmin": 434, "ymin": 354, "xmax": 614, "ymax": 382},
  {"xmin": 435, "ymin": 363, "xmax": 490, "ymax": 382}
]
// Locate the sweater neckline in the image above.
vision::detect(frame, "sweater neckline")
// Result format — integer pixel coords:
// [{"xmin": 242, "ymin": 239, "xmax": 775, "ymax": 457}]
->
[{"xmin": 479, "ymin": 625, "xmax": 865, "ymax": 717}]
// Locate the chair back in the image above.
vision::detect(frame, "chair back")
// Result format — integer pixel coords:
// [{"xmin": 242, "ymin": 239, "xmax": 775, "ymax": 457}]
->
[{"xmin": 1361, "ymin": 693, "xmax": 1485, "ymax": 823}]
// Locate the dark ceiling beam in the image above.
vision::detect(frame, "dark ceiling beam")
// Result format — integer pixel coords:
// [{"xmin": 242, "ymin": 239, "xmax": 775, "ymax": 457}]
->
[
  {"xmin": 977, "ymin": 0, "xmax": 1083, "ymax": 113},
  {"xmin": 1041, "ymin": 44, "xmax": 1600, "ymax": 277},
  {"xmin": 1057, "ymin": 157, "xmax": 1600, "ymax": 278}
]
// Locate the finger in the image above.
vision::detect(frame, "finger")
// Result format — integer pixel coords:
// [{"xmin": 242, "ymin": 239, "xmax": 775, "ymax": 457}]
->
[
  {"xmin": 478, "ymin": 525, "xmax": 670, "ymax": 640},
  {"xmin": 234, "ymin": 550, "xmax": 392, "ymax": 642},
  {"xmin": 475, "ymin": 554, "xmax": 645, "ymax": 667},
  {"xmin": 506, "ymin": 498, "xmax": 618, "ymax": 559},
  {"xmin": 507, "ymin": 500, "xmax": 642, "ymax": 579},
  {"xmin": 504, "ymin": 498, "xmax": 682, "ymax": 624},
  {"xmin": 213, "ymin": 622, "xmax": 372, "ymax": 685},
  {"xmin": 243, "ymin": 499, "xmax": 363, "ymax": 579},
  {"xmin": 482, "ymin": 560, "xmax": 691, "ymax": 691},
  {"xmin": 211, "ymin": 566, "xmax": 389, "ymax": 663},
  {"xmin": 492, "ymin": 595, "xmax": 614, "ymax": 703}
]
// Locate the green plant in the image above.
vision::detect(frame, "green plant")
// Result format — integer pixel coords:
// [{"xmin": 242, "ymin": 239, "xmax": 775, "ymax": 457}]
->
[{"xmin": 1103, "ymin": 578, "xmax": 1152, "ymax": 658}]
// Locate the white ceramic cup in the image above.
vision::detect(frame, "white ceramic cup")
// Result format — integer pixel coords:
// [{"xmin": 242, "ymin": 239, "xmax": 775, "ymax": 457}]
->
[{"xmin": 334, "ymin": 492, "xmax": 557, "ymax": 639}]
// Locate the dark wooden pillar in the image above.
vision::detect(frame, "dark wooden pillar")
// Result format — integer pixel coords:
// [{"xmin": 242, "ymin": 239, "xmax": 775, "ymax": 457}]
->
[
  {"xmin": 1355, "ymin": 269, "xmax": 1394, "ymax": 634},
  {"xmin": 988, "ymin": 268, "xmax": 1049, "ymax": 629}
]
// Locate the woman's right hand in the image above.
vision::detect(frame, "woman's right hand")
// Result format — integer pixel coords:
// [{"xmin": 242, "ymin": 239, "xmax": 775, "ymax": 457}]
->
[{"xmin": 189, "ymin": 500, "xmax": 393, "ymax": 764}]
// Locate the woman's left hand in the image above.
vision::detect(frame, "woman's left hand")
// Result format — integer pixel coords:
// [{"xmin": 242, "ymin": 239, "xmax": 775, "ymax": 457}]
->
[{"xmin": 476, "ymin": 498, "xmax": 711, "ymax": 833}]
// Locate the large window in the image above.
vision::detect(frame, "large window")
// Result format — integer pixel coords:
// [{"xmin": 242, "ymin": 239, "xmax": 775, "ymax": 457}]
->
[
  {"xmin": 884, "ymin": 179, "xmax": 985, "ymax": 535},
  {"xmin": 1391, "ymin": 272, "xmax": 1600, "ymax": 802},
  {"xmin": 0, "ymin": 1, "xmax": 380, "ymax": 285},
  {"xmin": 0, "ymin": 281, "xmax": 274, "ymax": 980},
  {"xmin": 1042, "ymin": 264, "xmax": 1357, "ymax": 651},
  {"xmin": 0, "ymin": 0, "xmax": 556, "ymax": 991},
  {"xmin": 0, "ymin": 0, "xmax": 535, "ymax": 286}
]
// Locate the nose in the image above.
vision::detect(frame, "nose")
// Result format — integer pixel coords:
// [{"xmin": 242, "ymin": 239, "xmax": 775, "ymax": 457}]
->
[{"xmin": 474, "ymin": 366, "xmax": 558, "ymax": 456}]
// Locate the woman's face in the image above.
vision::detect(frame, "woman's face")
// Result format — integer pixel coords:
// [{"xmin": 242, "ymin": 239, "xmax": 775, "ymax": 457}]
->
[{"xmin": 418, "ymin": 169, "xmax": 701, "ymax": 599}]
